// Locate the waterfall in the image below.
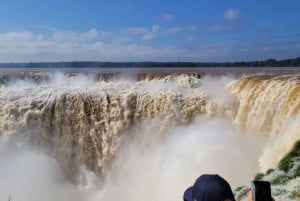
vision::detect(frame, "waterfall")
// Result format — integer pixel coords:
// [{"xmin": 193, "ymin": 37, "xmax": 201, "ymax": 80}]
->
[
  {"xmin": 230, "ymin": 75, "xmax": 300, "ymax": 171},
  {"xmin": 0, "ymin": 71, "xmax": 299, "ymax": 201}
]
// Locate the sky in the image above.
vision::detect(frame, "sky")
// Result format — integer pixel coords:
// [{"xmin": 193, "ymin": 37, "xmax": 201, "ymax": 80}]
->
[{"xmin": 0, "ymin": 0, "xmax": 299, "ymax": 62}]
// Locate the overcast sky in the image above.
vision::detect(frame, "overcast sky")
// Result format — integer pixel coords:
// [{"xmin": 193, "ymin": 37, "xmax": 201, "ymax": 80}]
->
[{"xmin": 0, "ymin": 0, "xmax": 299, "ymax": 62}]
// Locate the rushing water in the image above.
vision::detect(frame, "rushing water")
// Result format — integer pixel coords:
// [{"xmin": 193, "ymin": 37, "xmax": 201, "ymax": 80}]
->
[{"xmin": 0, "ymin": 69, "xmax": 299, "ymax": 201}]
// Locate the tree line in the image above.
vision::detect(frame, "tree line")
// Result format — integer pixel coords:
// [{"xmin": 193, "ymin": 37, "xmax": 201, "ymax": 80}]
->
[{"xmin": 0, "ymin": 57, "xmax": 299, "ymax": 68}]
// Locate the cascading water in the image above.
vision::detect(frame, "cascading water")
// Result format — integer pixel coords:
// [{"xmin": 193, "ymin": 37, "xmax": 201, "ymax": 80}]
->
[
  {"xmin": 0, "ymin": 71, "xmax": 299, "ymax": 201},
  {"xmin": 230, "ymin": 75, "xmax": 300, "ymax": 172}
]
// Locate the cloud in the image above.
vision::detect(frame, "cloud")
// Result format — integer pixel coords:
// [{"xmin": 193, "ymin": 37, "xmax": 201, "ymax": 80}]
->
[
  {"xmin": 142, "ymin": 33, "xmax": 156, "ymax": 41},
  {"xmin": 224, "ymin": 9, "xmax": 240, "ymax": 20},
  {"xmin": 142, "ymin": 25, "xmax": 160, "ymax": 41},
  {"xmin": 165, "ymin": 26, "xmax": 183, "ymax": 34},
  {"xmin": 151, "ymin": 25, "xmax": 160, "ymax": 33},
  {"xmin": 0, "ymin": 27, "xmax": 298, "ymax": 62},
  {"xmin": 203, "ymin": 24, "xmax": 234, "ymax": 32},
  {"xmin": 122, "ymin": 27, "xmax": 148, "ymax": 35},
  {"xmin": 124, "ymin": 24, "xmax": 184, "ymax": 40},
  {"xmin": 121, "ymin": 25, "xmax": 160, "ymax": 41},
  {"xmin": 161, "ymin": 13, "xmax": 173, "ymax": 21},
  {"xmin": 0, "ymin": 31, "xmax": 37, "ymax": 41},
  {"xmin": 0, "ymin": 29, "xmax": 205, "ymax": 62},
  {"xmin": 52, "ymin": 29, "xmax": 110, "ymax": 42}
]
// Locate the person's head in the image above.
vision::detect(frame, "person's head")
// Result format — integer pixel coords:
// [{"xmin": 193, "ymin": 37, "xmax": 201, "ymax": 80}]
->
[{"xmin": 183, "ymin": 174, "xmax": 236, "ymax": 201}]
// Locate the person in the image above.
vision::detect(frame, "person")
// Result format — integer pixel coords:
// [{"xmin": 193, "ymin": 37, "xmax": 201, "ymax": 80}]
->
[
  {"xmin": 183, "ymin": 174, "xmax": 236, "ymax": 201},
  {"xmin": 184, "ymin": 174, "xmax": 275, "ymax": 201}
]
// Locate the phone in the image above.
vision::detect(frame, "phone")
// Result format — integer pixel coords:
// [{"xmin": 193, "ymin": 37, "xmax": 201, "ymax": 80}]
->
[{"xmin": 251, "ymin": 181, "xmax": 272, "ymax": 201}]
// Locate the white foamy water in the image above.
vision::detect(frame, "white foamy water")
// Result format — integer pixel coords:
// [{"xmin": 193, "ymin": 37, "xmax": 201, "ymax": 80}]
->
[{"xmin": 0, "ymin": 71, "xmax": 299, "ymax": 201}]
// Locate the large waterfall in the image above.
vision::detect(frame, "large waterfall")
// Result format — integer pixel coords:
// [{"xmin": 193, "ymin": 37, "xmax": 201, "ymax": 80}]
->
[
  {"xmin": 231, "ymin": 75, "xmax": 300, "ymax": 172},
  {"xmin": 0, "ymin": 70, "xmax": 299, "ymax": 201}
]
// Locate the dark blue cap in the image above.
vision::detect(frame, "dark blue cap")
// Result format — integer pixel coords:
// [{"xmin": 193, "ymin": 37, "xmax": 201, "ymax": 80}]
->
[{"xmin": 183, "ymin": 174, "xmax": 236, "ymax": 201}]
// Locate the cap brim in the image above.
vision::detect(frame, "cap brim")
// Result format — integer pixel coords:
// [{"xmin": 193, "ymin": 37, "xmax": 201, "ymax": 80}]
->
[{"xmin": 183, "ymin": 186, "xmax": 193, "ymax": 201}]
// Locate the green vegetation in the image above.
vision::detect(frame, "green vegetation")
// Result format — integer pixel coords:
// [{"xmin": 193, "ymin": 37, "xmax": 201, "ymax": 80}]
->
[
  {"xmin": 279, "ymin": 156, "xmax": 294, "ymax": 172},
  {"xmin": 278, "ymin": 140, "xmax": 300, "ymax": 173},
  {"xmin": 290, "ymin": 190, "xmax": 300, "ymax": 199},
  {"xmin": 236, "ymin": 140, "xmax": 300, "ymax": 201},
  {"xmin": 266, "ymin": 168, "xmax": 274, "ymax": 175},
  {"xmin": 272, "ymin": 188, "xmax": 287, "ymax": 196},
  {"xmin": 270, "ymin": 174, "xmax": 289, "ymax": 185},
  {"xmin": 234, "ymin": 186, "xmax": 248, "ymax": 201},
  {"xmin": 235, "ymin": 186, "xmax": 245, "ymax": 192},
  {"xmin": 254, "ymin": 173, "xmax": 265, "ymax": 180}
]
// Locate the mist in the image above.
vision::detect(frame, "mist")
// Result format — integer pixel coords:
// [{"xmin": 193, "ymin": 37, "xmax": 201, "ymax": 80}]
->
[
  {"xmin": 0, "ymin": 73, "xmax": 272, "ymax": 201},
  {"xmin": 0, "ymin": 116, "xmax": 266, "ymax": 201},
  {"xmin": 93, "ymin": 117, "xmax": 266, "ymax": 201},
  {"xmin": 0, "ymin": 138, "xmax": 89, "ymax": 201}
]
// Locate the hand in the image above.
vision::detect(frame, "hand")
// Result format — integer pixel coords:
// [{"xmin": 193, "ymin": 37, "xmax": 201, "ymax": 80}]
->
[{"xmin": 247, "ymin": 188, "xmax": 254, "ymax": 201}]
